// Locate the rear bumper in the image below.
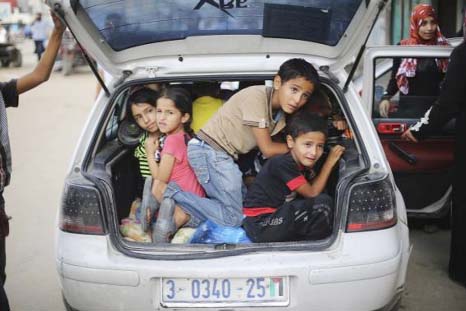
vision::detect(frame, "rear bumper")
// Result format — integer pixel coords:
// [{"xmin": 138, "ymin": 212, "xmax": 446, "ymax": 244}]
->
[{"xmin": 57, "ymin": 225, "xmax": 410, "ymax": 311}]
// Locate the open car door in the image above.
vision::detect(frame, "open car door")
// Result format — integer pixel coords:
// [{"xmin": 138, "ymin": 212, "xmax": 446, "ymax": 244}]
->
[{"xmin": 363, "ymin": 45, "xmax": 455, "ymax": 219}]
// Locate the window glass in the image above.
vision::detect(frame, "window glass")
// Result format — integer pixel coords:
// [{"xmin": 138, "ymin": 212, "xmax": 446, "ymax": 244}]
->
[
  {"xmin": 372, "ymin": 56, "xmax": 449, "ymax": 119},
  {"xmin": 79, "ymin": 0, "xmax": 363, "ymax": 51},
  {"xmin": 105, "ymin": 90, "xmax": 128, "ymax": 140}
]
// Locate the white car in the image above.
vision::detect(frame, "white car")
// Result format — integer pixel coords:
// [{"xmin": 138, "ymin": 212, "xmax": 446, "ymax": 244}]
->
[{"xmin": 51, "ymin": 1, "xmax": 410, "ymax": 310}]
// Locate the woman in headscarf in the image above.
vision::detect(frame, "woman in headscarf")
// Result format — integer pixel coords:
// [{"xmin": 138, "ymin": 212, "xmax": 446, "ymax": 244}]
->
[
  {"xmin": 379, "ymin": 4, "xmax": 449, "ymax": 118},
  {"xmin": 402, "ymin": 10, "xmax": 466, "ymax": 288}
]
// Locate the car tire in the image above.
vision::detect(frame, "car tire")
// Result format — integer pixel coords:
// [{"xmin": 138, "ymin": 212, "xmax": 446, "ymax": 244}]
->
[
  {"xmin": 62, "ymin": 293, "xmax": 79, "ymax": 311},
  {"xmin": 12, "ymin": 51, "xmax": 22, "ymax": 67},
  {"xmin": 1, "ymin": 60, "xmax": 10, "ymax": 67}
]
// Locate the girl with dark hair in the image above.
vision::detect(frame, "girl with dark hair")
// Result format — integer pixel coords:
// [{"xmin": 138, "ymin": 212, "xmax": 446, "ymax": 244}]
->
[
  {"xmin": 126, "ymin": 87, "xmax": 163, "ymax": 237},
  {"xmin": 151, "ymin": 87, "xmax": 205, "ymax": 243},
  {"xmin": 128, "ymin": 87, "xmax": 162, "ymax": 178},
  {"xmin": 379, "ymin": 4, "xmax": 450, "ymax": 118}
]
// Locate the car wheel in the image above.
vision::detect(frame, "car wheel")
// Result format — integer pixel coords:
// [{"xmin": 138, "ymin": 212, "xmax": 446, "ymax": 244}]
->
[
  {"xmin": 12, "ymin": 51, "xmax": 22, "ymax": 67},
  {"xmin": 1, "ymin": 60, "xmax": 10, "ymax": 67},
  {"xmin": 62, "ymin": 293, "xmax": 79, "ymax": 311}
]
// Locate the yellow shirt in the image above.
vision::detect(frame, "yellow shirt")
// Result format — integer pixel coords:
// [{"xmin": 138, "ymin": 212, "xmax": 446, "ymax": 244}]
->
[{"xmin": 191, "ymin": 96, "xmax": 223, "ymax": 133}]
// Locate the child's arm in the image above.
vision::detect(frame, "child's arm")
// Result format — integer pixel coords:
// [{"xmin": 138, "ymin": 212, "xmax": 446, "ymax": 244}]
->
[
  {"xmin": 144, "ymin": 134, "xmax": 160, "ymax": 179},
  {"xmin": 252, "ymin": 127, "xmax": 289, "ymax": 158},
  {"xmin": 156, "ymin": 154, "xmax": 176, "ymax": 184},
  {"xmin": 295, "ymin": 145, "xmax": 345, "ymax": 198}
]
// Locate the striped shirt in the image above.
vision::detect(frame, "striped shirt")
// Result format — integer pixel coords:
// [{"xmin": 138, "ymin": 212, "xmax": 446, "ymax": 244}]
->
[
  {"xmin": 134, "ymin": 132, "xmax": 164, "ymax": 178},
  {"xmin": 134, "ymin": 133, "xmax": 151, "ymax": 177}
]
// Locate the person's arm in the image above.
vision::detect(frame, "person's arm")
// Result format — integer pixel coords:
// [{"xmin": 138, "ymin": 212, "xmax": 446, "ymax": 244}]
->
[
  {"xmin": 144, "ymin": 132, "xmax": 161, "ymax": 178},
  {"xmin": 295, "ymin": 145, "xmax": 345, "ymax": 198},
  {"xmin": 151, "ymin": 134, "xmax": 181, "ymax": 198},
  {"xmin": 403, "ymin": 44, "xmax": 465, "ymax": 141},
  {"xmin": 379, "ymin": 57, "xmax": 401, "ymax": 117},
  {"xmin": 16, "ymin": 12, "xmax": 65, "ymax": 94},
  {"xmin": 252, "ymin": 127, "xmax": 289, "ymax": 158},
  {"xmin": 156, "ymin": 154, "xmax": 175, "ymax": 184}
]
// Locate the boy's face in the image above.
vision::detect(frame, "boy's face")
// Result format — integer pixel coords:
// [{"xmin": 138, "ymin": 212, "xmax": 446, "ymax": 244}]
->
[
  {"xmin": 287, "ymin": 131, "xmax": 326, "ymax": 168},
  {"xmin": 274, "ymin": 76, "xmax": 314, "ymax": 114},
  {"xmin": 131, "ymin": 102, "xmax": 158, "ymax": 134}
]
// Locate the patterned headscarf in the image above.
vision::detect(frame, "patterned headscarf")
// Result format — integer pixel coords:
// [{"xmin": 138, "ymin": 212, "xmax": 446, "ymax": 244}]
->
[{"xmin": 396, "ymin": 4, "xmax": 449, "ymax": 94}]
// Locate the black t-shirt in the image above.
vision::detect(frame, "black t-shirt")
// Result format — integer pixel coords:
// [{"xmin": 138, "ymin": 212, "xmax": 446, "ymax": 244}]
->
[
  {"xmin": 243, "ymin": 152, "xmax": 310, "ymax": 209},
  {"xmin": 0, "ymin": 80, "xmax": 18, "ymax": 108},
  {"xmin": 0, "ymin": 79, "xmax": 18, "ymax": 192}
]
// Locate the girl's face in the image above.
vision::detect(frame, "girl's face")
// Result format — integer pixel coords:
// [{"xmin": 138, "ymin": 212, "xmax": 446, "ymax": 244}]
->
[
  {"xmin": 131, "ymin": 102, "xmax": 158, "ymax": 133},
  {"xmin": 418, "ymin": 16, "xmax": 437, "ymax": 41},
  {"xmin": 156, "ymin": 97, "xmax": 190, "ymax": 135}
]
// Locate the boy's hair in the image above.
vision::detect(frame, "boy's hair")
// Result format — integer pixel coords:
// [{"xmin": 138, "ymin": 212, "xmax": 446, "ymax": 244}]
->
[
  {"xmin": 287, "ymin": 110, "xmax": 328, "ymax": 139},
  {"xmin": 193, "ymin": 81, "xmax": 220, "ymax": 98},
  {"xmin": 303, "ymin": 88, "xmax": 332, "ymax": 117},
  {"xmin": 159, "ymin": 86, "xmax": 194, "ymax": 136},
  {"xmin": 277, "ymin": 58, "xmax": 320, "ymax": 90}
]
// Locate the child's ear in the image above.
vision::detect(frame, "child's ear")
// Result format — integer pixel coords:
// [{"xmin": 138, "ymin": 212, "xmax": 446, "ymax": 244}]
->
[
  {"xmin": 181, "ymin": 113, "xmax": 190, "ymax": 124},
  {"xmin": 286, "ymin": 135, "xmax": 294, "ymax": 149},
  {"xmin": 273, "ymin": 75, "xmax": 282, "ymax": 90}
]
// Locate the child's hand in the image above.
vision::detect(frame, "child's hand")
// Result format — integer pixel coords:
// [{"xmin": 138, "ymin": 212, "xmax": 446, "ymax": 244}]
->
[
  {"xmin": 144, "ymin": 134, "xmax": 159, "ymax": 158},
  {"xmin": 326, "ymin": 145, "xmax": 345, "ymax": 167},
  {"xmin": 332, "ymin": 120, "xmax": 348, "ymax": 131}
]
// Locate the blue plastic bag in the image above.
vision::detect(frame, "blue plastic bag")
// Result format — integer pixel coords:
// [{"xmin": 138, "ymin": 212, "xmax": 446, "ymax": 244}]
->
[{"xmin": 191, "ymin": 220, "xmax": 252, "ymax": 244}]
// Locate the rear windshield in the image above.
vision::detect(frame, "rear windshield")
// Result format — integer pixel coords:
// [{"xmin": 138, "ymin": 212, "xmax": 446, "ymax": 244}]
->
[{"xmin": 79, "ymin": 0, "xmax": 364, "ymax": 51}]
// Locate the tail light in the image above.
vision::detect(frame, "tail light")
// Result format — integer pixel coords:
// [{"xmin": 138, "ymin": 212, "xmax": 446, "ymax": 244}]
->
[
  {"xmin": 346, "ymin": 176, "xmax": 397, "ymax": 232},
  {"xmin": 60, "ymin": 182, "xmax": 105, "ymax": 234}
]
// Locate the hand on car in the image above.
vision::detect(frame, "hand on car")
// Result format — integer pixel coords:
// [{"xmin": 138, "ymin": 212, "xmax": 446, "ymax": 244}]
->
[
  {"xmin": 332, "ymin": 120, "xmax": 348, "ymax": 131},
  {"xmin": 379, "ymin": 99, "xmax": 391, "ymax": 118},
  {"xmin": 327, "ymin": 145, "xmax": 345, "ymax": 167},
  {"xmin": 401, "ymin": 129, "xmax": 418, "ymax": 142},
  {"xmin": 51, "ymin": 10, "xmax": 66, "ymax": 35}
]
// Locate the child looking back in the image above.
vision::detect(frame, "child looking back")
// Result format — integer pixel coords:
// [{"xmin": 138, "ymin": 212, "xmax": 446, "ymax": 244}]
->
[
  {"xmin": 242, "ymin": 111, "xmax": 345, "ymax": 242},
  {"xmin": 158, "ymin": 58, "xmax": 320, "ymax": 228}
]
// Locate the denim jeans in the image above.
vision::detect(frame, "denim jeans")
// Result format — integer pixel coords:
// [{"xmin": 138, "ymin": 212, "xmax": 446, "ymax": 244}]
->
[{"xmin": 163, "ymin": 139, "xmax": 243, "ymax": 227}]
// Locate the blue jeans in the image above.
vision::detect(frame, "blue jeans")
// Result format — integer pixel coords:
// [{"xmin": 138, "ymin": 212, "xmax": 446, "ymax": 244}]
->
[{"xmin": 163, "ymin": 139, "xmax": 244, "ymax": 227}]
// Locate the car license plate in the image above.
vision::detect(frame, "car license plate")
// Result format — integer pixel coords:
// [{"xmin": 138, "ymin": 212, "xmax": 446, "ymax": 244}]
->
[{"xmin": 161, "ymin": 276, "xmax": 289, "ymax": 307}]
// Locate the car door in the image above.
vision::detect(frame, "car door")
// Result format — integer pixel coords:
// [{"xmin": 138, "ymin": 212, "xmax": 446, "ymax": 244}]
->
[{"xmin": 363, "ymin": 45, "xmax": 455, "ymax": 218}]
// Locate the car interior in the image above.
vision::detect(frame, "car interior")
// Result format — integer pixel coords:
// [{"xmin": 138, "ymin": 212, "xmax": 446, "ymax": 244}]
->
[{"xmin": 87, "ymin": 77, "xmax": 365, "ymax": 247}]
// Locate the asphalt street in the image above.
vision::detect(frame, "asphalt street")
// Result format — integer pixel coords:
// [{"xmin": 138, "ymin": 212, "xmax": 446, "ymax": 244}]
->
[{"xmin": 0, "ymin": 40, "xmax": 465, "ymax": 311}]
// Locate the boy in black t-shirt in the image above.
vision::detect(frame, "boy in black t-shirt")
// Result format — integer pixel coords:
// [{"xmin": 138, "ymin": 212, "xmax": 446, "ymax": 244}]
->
[{"xmin": 242, "ymin": 111, "xmax": 345, "ymax": 242}]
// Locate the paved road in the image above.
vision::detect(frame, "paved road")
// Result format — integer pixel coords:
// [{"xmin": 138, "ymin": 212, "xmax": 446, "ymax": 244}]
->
[{"xmin": 0, "ymin": 40, "xmax": 465, "ymax": 311}]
